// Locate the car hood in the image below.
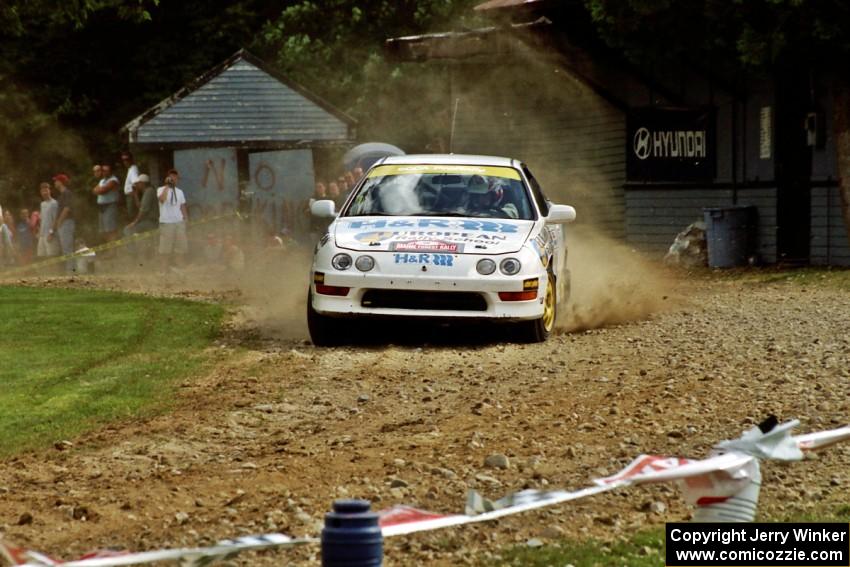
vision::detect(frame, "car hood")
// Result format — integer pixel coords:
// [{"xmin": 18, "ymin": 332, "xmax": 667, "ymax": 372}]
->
[{"xmin": 334, "ymin": 216, "xmax": 535, "ymax": 254}]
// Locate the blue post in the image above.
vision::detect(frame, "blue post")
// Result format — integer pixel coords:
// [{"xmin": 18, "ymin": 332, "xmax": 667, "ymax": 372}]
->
[{"xmin": 321, "ymin": 499, "xmax": 383, "ymax": 566}]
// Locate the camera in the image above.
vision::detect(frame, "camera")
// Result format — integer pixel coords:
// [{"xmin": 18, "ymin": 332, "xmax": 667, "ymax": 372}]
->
[{"xmin": 165, "ymin": 177, "xmax": 175, "ymax": 187}]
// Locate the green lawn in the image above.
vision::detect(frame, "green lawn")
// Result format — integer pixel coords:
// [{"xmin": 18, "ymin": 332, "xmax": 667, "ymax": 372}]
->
[{"xmin": 0, "ymin": 286, "xmax": 224, "ymax": 455}]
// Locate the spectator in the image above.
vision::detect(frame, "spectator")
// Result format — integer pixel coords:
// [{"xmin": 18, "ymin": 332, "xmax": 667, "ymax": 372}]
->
[
  {"xmin": 222, "ymin": 235, "xmax": 245, "ymax": 271},
  {"xmin": 15, "ymin": 208, "xmax": 34, "ymax": 264},
  {"xmin": 124, "ymin": 174, "xmax": 158, "ymax": 235},
  {"xmin": 28, "ymin": 208, "xmax": 40, "ymax": 238},
  {"xmin": 337, "ymin": 176, "xmax": 349, "ymax": 198},
  {"xmin": 309, "ymin": 182, "xmax": 330, "ymax": 237},
  {"xmin": 92, "ymin": 163, "xmax": 121, "ymax": 248},
  {"xmin": 124, "ymin": 173, "xmax": 158, "ymax": 260},
  {"xmin": 345, "ymin": 171, "xmax": 356, "ymax": 190},
  {"xmin": 328, "ymin": 181, "xmax": 340, "ymax": 205},
  {"xmin": 90, "ymin": 165, "xmax": 102, "ymax": 188},
  {"xmin": 156, "ymin": 168, "xmax": 188, "ymax": 270},
  {"xmin": 352, "ymin": 166, "xmax": 364, "ymax": 182},
  {"xmin": 121, "ymin": 151, "xmax": 141, "ymax": 221},
  {"xmin": 0, "ymin": 206, "xmax": 16, "ymax": 267},
  {"xmin": 52, "ymin": 173, "xmax": 75, "ymax": 273},
  {"xmin": 37, "ymin": 182, "xmax": 60, "ymax": 258},
  {"xmin": 202, "ymin": 233, "xmax": 222, "ymax": 263},
  {"xmin": 2, "ymin": 208, "xmax": 16, "ymax": 258}
]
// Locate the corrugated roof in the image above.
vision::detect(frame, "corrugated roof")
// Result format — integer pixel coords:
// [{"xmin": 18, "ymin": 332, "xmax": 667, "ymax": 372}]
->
[{"xmin": 126, "ymin": 50, "xmax": 355, "ymax": 146}]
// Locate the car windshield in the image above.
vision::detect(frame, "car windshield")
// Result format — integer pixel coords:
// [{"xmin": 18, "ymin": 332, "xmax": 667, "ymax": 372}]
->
[{"xmin": 344, "ymin": 164, "xmax": 534, "ymax": 220}]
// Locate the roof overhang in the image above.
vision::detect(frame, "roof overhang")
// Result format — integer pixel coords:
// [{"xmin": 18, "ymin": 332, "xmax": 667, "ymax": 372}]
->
[
  {"xmin": 122, "ymin": 49, "xmax": 357, "ymax": 137},
  {"xmin": 385, "ymin": 18, "xmax": 551, "ymax": 63},
  {"xmin": 474, "ymin": 0, "xmax": 546, "ymax": 11}
]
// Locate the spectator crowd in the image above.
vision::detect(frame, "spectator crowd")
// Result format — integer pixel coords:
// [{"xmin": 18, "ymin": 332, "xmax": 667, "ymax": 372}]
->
[
  {"xmin": 0, "ymin": 152, "xmax": 189, "ymax": 273},
  {"xmin": 0, "ymin": 153, "xmax": 368, "ymax": 274}
]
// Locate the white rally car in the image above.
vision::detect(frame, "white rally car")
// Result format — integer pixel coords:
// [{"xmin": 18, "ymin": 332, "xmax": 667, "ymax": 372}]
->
[{"xmin": 308, "ymin": 155, "xmax": 576, "ymax": 345}]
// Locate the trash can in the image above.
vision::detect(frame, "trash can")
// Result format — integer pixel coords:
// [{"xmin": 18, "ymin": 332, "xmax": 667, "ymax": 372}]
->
[{"xmin": 702, "ymin": 205, "xmax": 756, "ymax": 268}]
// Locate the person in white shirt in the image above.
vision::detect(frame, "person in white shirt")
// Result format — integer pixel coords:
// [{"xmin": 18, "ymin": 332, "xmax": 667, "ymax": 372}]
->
[
  {"xmin": 37, "ymin": 182, "xmax": 60, "ymax": 257},
  {"xmin": 121, "ymin": 151, "xmax": 141, "ymax": 219},
  {"xmin": 156, "ymin": 168, "xmax": 188, "ymax": 269}
]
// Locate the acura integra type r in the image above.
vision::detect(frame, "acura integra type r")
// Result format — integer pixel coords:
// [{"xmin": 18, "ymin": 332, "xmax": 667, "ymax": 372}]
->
[{"xmin": 308, "ymin": 155, "xmax": 576, "ymax": 345}]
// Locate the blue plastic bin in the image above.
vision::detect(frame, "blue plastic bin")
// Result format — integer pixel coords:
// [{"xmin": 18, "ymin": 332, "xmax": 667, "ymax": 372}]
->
[{"xmin": 702, "ymin": 205, "xmax": 756, "ymax": 268}]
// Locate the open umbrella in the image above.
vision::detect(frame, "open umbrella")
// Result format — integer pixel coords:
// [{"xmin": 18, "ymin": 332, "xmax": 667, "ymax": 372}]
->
[{"xmin": 343, "ymin": 142, "xmax": 405, "ymax": 172}]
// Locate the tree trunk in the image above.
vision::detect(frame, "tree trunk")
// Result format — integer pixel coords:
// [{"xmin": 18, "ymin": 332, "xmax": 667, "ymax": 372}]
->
[{"xmin": 833, "ymin": 76, "xmax": 850, "ymax": 248}]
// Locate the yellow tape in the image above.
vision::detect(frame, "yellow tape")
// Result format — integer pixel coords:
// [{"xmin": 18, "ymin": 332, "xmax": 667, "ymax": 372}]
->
[
  {"xmin": 367, "ymin": 164, "xmax": 521, "ymax": 180},
  {"xmin": 0, "ymin": 211, "xmax": 241, "ymax": 277}
]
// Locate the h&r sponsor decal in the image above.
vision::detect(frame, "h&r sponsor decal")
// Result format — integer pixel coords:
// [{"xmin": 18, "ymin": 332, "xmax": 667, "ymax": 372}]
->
[{"xmin": 393, "ymin": 253, "xmax": 454, "ymax": 267}]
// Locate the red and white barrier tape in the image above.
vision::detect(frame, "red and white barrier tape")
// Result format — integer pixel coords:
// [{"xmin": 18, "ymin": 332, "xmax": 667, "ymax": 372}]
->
[
  {"xmin": 2, "ymin": 422, "xmax": 848, "ymax": 565},
  {"xmin": 1, "ymin": 535, "xmax": 316, "ymax": 567}
]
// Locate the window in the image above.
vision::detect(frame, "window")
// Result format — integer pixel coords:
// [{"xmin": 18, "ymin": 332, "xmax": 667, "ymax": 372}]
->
[{"xmin": 521, "ymin": 164, "xmax": 549, "ymax": 217}]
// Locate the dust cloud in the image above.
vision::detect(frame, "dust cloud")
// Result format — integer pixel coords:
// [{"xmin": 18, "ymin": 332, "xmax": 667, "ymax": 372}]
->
[
  {"xmin": 446, "ymin": 42, "xmax": 678, "ymax": 331},
  {"xmin": 233, "ymin": 245, "xmax": 313, "ymax": 340},
  {"xmin": 560, "ymin": 225, "xmax": 674, "ymax": 332}
]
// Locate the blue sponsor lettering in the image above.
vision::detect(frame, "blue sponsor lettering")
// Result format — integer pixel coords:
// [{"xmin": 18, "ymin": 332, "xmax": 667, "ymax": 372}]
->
[
  {"xmin": 418, "ymin": 219, "xmax": 451, "ymax": 228},
  {"xmin": 350, "ymin": 218, "xmax": 518, "ymax": 233},
  {"xmin": 393, "ymin": 253, "xmax": 454, "ymax": 267},
  {"xmin": 459, "ymin": 220, "xmax": 518, "ymax": 233},
  {"xmin": 349, "ymin": 220, "xmax": 387, "ymax": 229}
]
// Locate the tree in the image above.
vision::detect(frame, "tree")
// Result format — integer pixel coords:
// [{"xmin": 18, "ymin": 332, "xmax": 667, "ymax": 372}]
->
[
  {"xmin": 0, "ymin": 0, "xmax": 273, "ymax": 206},
  {"xmin": 259, "ymin": 0, "xmax": 483, "ymax": 151}
]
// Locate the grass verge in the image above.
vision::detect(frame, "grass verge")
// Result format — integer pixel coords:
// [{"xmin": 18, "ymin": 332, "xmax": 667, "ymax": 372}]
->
[{"xmin": 0, "ymin": 286, "xmax": 223, "ymax": 456}]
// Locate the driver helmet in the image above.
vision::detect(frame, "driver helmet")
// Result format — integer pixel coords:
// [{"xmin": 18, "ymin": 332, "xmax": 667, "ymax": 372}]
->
[
  {"xmin": 467, "ymin": 175, "xmax": 489, "ymax": 195},
  {"xmin": 468, "ymin": 175, "xmax": 504, "ymax": 205}
]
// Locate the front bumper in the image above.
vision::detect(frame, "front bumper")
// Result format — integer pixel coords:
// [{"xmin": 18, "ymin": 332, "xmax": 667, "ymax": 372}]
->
[{"xmin": 311, "ymin": 271, "xmax": 547, "ymax": 320}]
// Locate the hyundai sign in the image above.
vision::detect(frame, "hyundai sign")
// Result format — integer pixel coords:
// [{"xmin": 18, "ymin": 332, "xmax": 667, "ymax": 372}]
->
[{"xmin": 627, "ymin": 107, "xmax": 716, "ymax": 182}]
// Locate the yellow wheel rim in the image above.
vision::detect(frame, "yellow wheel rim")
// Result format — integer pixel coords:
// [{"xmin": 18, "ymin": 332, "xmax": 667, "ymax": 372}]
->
[{"xmin": 542, "ymin": 273, "xmax": 556, "ymax": 332}]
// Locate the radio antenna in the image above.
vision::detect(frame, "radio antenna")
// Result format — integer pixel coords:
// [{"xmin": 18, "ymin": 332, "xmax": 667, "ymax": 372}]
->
[{"xmin": 449, "ymin": 97, "xmax": 460, "ymax": 154}]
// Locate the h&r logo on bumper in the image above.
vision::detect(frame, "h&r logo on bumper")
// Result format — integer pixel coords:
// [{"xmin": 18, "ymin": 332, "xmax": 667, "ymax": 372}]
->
[{"xmin": 394, "ymin": 253, "xmax": 454, "ymax": 267}]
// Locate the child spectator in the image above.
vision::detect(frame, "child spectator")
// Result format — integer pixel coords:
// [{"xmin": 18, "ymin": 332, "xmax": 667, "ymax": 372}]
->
[{"xmin": 15, "ymin": 208, "xmax": 34, "ymax": 264}]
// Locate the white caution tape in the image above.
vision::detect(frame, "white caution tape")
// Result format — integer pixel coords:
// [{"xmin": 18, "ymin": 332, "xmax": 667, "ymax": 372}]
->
[
  {"xmin": 381, "ymin": 421, "xmax": 850, "ymax": 535},
  {"xmin": 380, "ymin": 483, "xmax": 619, "ymax": 538},
  {"xmin": 2, "ymin": 422, "xmax": 848, "ymax": 564},
  {"xmin": 794, "ymin": 425, "xmax": 850, "ymax": 451},
  {"xmin": 1, "ymin": 212, "xmax": 242, "ymax": 278}
]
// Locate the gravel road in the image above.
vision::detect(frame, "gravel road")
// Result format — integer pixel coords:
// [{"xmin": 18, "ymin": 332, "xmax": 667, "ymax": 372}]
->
[{"xmin": 0, "ymin": 269, "xmax": 848, "ymax": 566}]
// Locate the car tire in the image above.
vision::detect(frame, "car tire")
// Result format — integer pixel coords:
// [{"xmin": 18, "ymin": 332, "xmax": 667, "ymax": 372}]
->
[
  {"xmin": 307, "ymin": 292, "xmax": 345, "ymax": 347},
  {"xmin": 514, "ymin": 271, "xmax": 556, "ymax": 343}
]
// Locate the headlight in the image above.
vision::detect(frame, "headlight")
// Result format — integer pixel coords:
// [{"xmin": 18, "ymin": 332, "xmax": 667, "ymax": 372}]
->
[
  {"xmin": 332, "ymin": 253, "xmax": 353, "ymax": 270},
  {"xmin": 355, "ymin": 255, "xmax": 375, "ymax": 272},
  {"xmin": 476, "ymin": 258, "xmax": 496, "ymax": 275},
  {"xmin": 499, "ymin": 258, "xmax": 522, "ymax": 275}
]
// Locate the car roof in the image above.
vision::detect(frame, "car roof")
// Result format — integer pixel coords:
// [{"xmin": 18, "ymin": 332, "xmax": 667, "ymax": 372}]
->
[{"xmin": 378, "ymin": 154, "xmax": 518, "ymax": 168}]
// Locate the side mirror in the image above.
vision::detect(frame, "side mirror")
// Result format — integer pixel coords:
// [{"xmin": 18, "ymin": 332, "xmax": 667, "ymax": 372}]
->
[
  {"xmin": 311, "ymin": 199, "xmax": 337, "ymax": 218},
  {"xmin": 546, "ymin": 204, "xmax": 576, "ymax": 224}
]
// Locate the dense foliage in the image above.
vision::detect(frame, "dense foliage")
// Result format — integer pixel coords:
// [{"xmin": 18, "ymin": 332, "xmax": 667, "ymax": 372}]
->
[
  {"xmin": 0, "ymin": 0, "xmax": 480, "ymax": 205},
  {"xmin": 3, "ymin": 0, "xmax": 850, "ymax": 207},
  {"xmin": 584, "ymin": 0, "xmax": 850, "ymax": 68}
]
